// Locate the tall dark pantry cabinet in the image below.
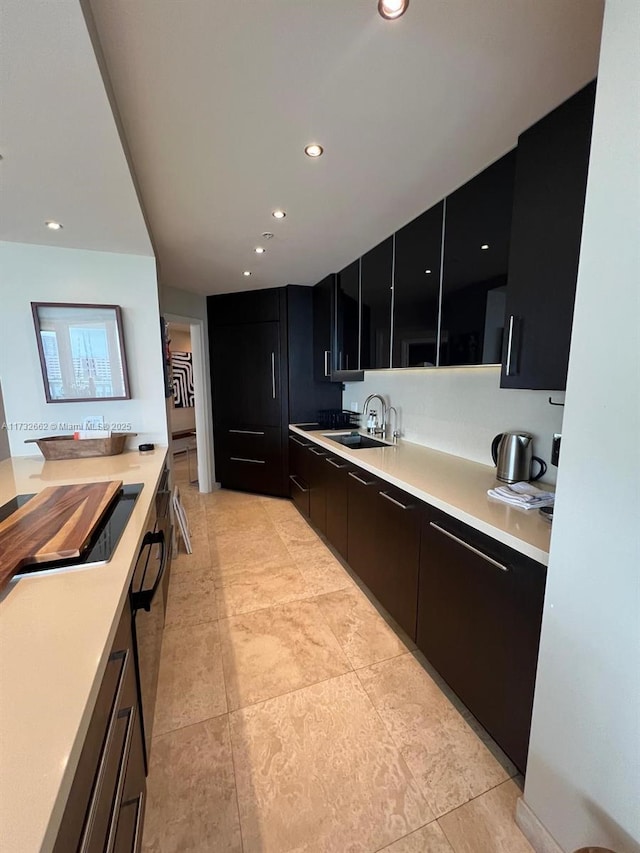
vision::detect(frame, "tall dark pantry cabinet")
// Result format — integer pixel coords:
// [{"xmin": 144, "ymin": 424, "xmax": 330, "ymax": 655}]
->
[{"xmin": 208, "ymin": 285, "xmax": 342, "ymax": 497}]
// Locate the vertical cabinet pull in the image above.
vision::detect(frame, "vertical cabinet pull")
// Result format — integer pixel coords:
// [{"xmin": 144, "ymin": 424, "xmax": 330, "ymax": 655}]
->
[
  {"xmin": 324, "ymin": 350, "xmax": 331, "ymax": 377},
  {"xmin": 429, "ymin": 522, "xmax": 509, "ymax": 572},
  {"xmin": 271, "ymin": 352, "xmax": 276, "ymax": 398},
  {"xmin": 505, "ymin": 315, "xmax": 520, "ymax": 376}
]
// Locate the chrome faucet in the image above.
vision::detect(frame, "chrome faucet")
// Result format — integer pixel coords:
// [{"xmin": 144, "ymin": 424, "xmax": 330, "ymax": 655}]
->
[
  {"xmin": 387, "ymin": 406, "xmax": 400, "ymax": 444},
  {"xmin": 363, "ymin": 394, "xmax": 387, "ymax": 436}
]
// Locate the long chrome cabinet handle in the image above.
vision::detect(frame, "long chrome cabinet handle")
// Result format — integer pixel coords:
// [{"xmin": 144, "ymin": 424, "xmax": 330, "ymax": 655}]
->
[
  {"xmin": 324, "ymin": 350, "xmax": 331, "ymax": 377},
  {"xmin": 229, "ymin": 429, "xmax": 265, "ymax": 435},
  {"xmin": 289, "ymin": 474, "xmax": 309, "ymax": 493},
  {"xmin": 505, "ymin": 315, "xmax": 518, "ymax": 376},
  {"xmin": 230, "ymin": 456, "xmax": 266, "ymax": 464},
  {"xmin": 271, "ymin": 352, "xmax": 276, "ymax": 398},
  {"xmin": 429, "ymin": 522, "xmax": 509, "ymax": 572},
  {"xmin": 289, "ymin": 436, "xmax": 308, "ymax": 447},
  {"xmin": 326, "ymin": 457, "xmax": 348, "ymax": 469},
  {"xmin": 348, "ymin": 471, "xmax": 376, "ymax": 486},
  {"xmin": 105, "ymin": 704, "xmax": 137, "ymax": 853},
  {"xmin": 131, "ymin": 791, "xmax": 145, "ymax": 853},
  {"xmin": 379, "ymin": 490, "xmax": 413, "ymax": 510},
  {"xmin": 309, "ymin": 447, "xmax": 326, "ymax": 456},
  {"xmin": 79, "ymin": 650, "xmax": 130, "ymax": 853}
]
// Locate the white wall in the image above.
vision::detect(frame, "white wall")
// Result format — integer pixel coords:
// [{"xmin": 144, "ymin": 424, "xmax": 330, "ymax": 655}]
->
[
  {"xmin": 522, "ymin": 1, "xmax": 640, "ymax": 851},
  {"xmin": 344, "ymin": 366, "xmax": 563, "ymax": 483},
  {"xmin": 0, "ymin": 383, "xmax": 10, "ymax": 462},
  {"xmin": 0, "ymin": 242, "xmax": 168, "ymax": 456}
]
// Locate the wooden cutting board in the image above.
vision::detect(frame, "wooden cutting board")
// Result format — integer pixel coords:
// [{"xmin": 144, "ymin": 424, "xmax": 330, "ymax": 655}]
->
[{"xmin": 0, "ymin": 480, "xmax": 123, "ymax": 590}]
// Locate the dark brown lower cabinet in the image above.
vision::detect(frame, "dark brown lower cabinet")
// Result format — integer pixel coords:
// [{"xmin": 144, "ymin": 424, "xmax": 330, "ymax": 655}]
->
[
  {"xmin": 288, "ymin": 434, "xmax": 311, "ymax": 517},
  {"xmin": 346, "ymin": 468, "xmax": 381, "ymax": 594},
  {"xmin": 323, "ymin": 454, "xmax": 350, "ymax": 559},
  {"xmin": 372, "ymin": 484, "xmax": 422, "ymax": 640},
  {"xmin": 416, "ymin": 507, "xmax": 547, "ymax": 772},
  {"xmin": 308, "ymin": 445, "xmax": 329, "ymax": 534},
  {"xmin": 54, "ymin": 602, "xmax": 146, "ymax": 852}
]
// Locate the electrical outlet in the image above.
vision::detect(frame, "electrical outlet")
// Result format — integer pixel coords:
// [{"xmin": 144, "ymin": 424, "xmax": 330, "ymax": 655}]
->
[
  {"xmin": 552, "ymin": 434, "xmax": 561, "ymax": 467},
  {"xmin": 350, "ymin": 401, "xmax": 359, "ymax": 413}
]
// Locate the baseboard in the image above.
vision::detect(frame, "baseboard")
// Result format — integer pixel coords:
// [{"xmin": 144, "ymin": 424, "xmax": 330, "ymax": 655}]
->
[{"xmin": 516, "ymin": 797, "xmax": 565, "ymax": 853}]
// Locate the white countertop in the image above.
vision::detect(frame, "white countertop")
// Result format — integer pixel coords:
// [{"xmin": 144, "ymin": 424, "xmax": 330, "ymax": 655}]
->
[
  {"xmin": 289, "ymin": 426, "xmax": 552, "ymax": 565},
  {"xmin": 0, "ymin": 450, "xmax": 167, "ymax": 853}
]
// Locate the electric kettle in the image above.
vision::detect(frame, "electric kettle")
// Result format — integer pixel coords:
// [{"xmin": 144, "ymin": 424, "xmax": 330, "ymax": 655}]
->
[{"xmin": 491, "ymin": 432, "xmax": 547, "ymax": 483}]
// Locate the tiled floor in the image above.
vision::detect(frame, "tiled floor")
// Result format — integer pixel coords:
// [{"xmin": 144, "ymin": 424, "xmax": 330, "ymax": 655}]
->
[{"xmin": 142, "ymin": 456, "xmax": 533, "ymax": 852}]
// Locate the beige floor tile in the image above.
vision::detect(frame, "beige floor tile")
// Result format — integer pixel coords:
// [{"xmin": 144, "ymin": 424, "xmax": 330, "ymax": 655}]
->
[
  {"xmin": 142, "ymin": 716, "xmax": 242, "ymax": 853},
  {"xmin": 437, "ymin": 779, "xmax": 533, "ymax": 853},
  {"xmin": 357, "ymin": 654, "xmax": 513, "ymax": 818},
  {"xmin": 209, "ymin": 527, "xmax": 291, "ymax": 568},
  {"xmin": 215, "ymin": 557, "xmax": 310, "ymax": 618},
  {"xmin": 297, "ymin": 554, "xmax": 353, "ymax": 596},
  {"xmin": 315, "ymin": 585, "xmax": 413, "ymax": 668},
  {"xmin": 207, "ymin": 500, "xmax": 274, "ymax": 533},
  {"xmin": 154, "ymin": 621, "xmax": 227, "ymax": 736},
  {"xmin": 165, "ymin": 566, "xmax": 218, "ymax": 628},
  {"xmin": 262, "ymin": 497, "xmax": 304, "ymax": 523},
  {"xmin": 229, "ymin": 671, "xmax": 433, "ymax": 853},
  {"xmin": 219, "ymin": 599, "xmax": 351, "ymax": 710},
  {"xmin": 380, "ymin": 822, "xmax": 454, "ymax": 852}
]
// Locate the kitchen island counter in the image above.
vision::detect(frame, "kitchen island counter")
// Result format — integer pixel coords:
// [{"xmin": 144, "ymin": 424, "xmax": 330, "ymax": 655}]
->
[
  {"xmin": 0, "ymin": 449, "xmax": 167, "ymax": 853},
  {"xmin": 289, "ymin": 425, "xmax": 553, "ymax": 564}
]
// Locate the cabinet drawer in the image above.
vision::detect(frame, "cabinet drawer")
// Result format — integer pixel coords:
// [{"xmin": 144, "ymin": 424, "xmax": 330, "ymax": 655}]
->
[
  {"xmin": 216, "ymin": 454, "xmax": 285, "ymax": 496},
  {"xmin": 218, "ymin": 426, "xmax": 281, "ymax": 462}
]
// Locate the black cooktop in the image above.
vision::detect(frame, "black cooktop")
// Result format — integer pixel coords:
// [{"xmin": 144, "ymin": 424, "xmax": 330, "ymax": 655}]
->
[{"xmin": 0, "ymin": 483, "xmax": 144, "ymax": 576}]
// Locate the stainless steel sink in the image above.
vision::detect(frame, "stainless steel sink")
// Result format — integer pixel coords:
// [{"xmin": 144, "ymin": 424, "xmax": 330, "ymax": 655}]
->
[{"xmin": 325, "ymin": 433, "xmax": 389, "ymax": 449}]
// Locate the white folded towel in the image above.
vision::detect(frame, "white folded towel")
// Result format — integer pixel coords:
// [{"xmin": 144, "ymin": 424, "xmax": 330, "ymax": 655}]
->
[{"xmin": 487, "ymin": 481, "xmax": 555, "ymax": 510}]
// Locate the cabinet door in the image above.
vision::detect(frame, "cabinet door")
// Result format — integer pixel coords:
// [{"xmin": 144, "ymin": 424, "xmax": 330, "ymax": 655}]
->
[
  {"xmin": 393, "ymin": 203, "xmax": 444, "ymax": 368},
  {"xmin": 336, "ymin": 260, "xmax": 360, "ymax": 372},
  {"xmin": 360, "ymin": 237, "xmax": 393, "ymax": 369},
  {"xmin": 502, "ymin": 81, "xmax": 596, "ymax": 390},
  {"xmin": 211, "ymin": 322, "xmax": 281, "ymax": 427},
  {"xmin": 440, "ymin": 151, "xmax": 516, "ymax": 366},
  {"xmin": 417, "ymin": 508, "xmax": 546, "ymax": 772},
  {"xmin": 373, "ymin": 484, "xmax": 422, "ymax": 640},
  {"xmin": 307, "ymin": 445, "xmax": 329, "ymax": 533},
  {"xmin": 346, "ymin": 467, "xmax": 381, "ymax": 588},
  {"xmin": 323, "ymin": 455, "xmax": 350, "ymax": 559},
  {"xmin": 288, "ymin": 433, "xmax": 311, "ymax": 517},
  {"xmin": 313, "ymin": 274, "xmax": 336, "ymax": 382}
]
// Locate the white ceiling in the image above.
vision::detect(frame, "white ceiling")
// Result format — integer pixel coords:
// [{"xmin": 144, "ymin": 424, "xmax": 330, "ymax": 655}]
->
[
  {"xmin": 2, "ymin": 1, "xmax": 603, "ymax": 296},
  {"xmin": 0, "ymin": 0, "xmax": 153, "ymax": 257}
]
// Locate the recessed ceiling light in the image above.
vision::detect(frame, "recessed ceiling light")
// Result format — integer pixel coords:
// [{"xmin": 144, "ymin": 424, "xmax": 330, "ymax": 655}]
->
[
  {"xmin": 243, "ymin": 271, "xmax": 252, "ymax": 277},
  {"xmin": 378, "ymin": 0, "xmax": 409, "ymax": 20},
  {"xmin": 255, "ymin": 247, "xmax": 266, "ymax": 254},
  {"xmin": 481, "ymin": 244, "xmax": 489, "ymax": 250},
  {"xmin": 272, "ymin": 209, "xmax": 286, "ymax": 219},
  {"xmin": 45, "ymin": 220, "xmax": 63, "ymax": 231},
  {"xmin": 262, "ymin": 232, "xmax": 274, "ymax": 239},
  {"xmin": 425, "ymin": 269, "xmax": 432, "ymax": 274},
  {"xmin": 304, "ymin": 144, "xmax": 324, "ymax": 158}
]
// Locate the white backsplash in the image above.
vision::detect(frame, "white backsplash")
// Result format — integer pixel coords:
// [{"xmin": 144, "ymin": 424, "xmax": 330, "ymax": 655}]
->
[{"xmin": 344, "ymin": 365, "xmax": 564, "ymax": 483}]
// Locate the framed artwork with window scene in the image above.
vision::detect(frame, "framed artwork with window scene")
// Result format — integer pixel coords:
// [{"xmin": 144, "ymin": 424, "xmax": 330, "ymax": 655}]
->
[{"xmin": 31, "ymin": 302, "xmax": 131, "ymax": 402}]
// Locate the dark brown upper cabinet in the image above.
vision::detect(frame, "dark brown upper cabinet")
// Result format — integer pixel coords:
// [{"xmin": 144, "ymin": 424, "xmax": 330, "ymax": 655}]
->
[
  {"xmin": 392, "ymin": 202, "xmax": 444, "ymax": 368},
  {"xmin": 501, "ymin": 81, "xmax": 596, "ymax": 390},
  {"xmin": 360, "ymin": 236, "xmax": 393, "ymax": 370},
  {"xmin": 312, "ymin": 274, "xmax": 336, "ymax": 383},
  {"xmin": 336, "ymin": 259, "xmax": 360, "ymax": 372},
  {"xmin": 440, "ymin": 151, "xmax": 516, "ymax": 367}
]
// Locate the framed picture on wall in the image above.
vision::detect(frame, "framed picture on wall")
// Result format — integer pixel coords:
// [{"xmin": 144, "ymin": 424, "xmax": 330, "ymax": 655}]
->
[
  {"xmin": 171, "ymin": 351, "xmax": 195, "ymax": 408},
  {"xmin": 31, "ymin": 302, "xmax": 131, "ymax": 402}
]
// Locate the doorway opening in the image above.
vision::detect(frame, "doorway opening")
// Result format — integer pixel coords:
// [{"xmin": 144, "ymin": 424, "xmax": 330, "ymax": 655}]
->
[{"xmin": 165, "ymin": 313, "xmax": 214, "ymax": 493}]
